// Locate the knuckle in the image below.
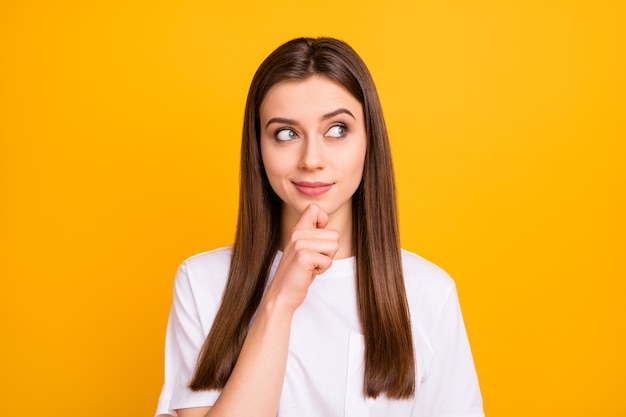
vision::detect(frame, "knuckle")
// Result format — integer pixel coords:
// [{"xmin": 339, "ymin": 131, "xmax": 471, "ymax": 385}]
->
[
  {"xmin": 289, "ymin": 230, "xmax": 304, "ymax": 244},
  {"xmin": 295, "ymin": 249, "xmax": 311, "ymax": 264},
  {"xmin": 319, "ymin": 257, "xmax": 332, "ymax": 269},
  {"xmin": 292, "ymin": 237, "xmax": 306, "ymax": 252}
]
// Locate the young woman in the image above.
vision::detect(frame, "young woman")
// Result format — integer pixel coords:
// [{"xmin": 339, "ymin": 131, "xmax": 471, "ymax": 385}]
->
[{"xmin": 156, "ymin": 37, "xmax": 484, "ymax": 417}]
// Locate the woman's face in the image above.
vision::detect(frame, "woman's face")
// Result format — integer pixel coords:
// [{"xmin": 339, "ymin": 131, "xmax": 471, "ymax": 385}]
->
[{"xmin": 259, "ymin": 75, "xmax": 367, "ymax": 226}]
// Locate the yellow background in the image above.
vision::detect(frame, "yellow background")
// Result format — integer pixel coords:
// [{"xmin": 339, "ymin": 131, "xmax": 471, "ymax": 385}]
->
[{"xmin": 1, "ymin": 0, "xmax": 624, "ymax": 415}]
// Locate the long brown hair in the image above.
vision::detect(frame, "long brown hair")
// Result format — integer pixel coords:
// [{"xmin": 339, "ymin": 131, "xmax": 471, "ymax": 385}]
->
[{"xmin": 190, "ymin": 37, "xmax": 415, "ymax": 399}]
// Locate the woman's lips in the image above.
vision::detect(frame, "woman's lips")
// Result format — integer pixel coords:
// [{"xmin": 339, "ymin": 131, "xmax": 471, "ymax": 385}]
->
[{"xmin": 293, "ymin": 181, "xmax": 333, "ymax": 196}]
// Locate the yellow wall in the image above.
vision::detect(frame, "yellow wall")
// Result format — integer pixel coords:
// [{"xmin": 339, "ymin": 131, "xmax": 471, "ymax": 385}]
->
[{"xmin": 1, "ymin": 1, "xmax": 624, "ymax": 415}]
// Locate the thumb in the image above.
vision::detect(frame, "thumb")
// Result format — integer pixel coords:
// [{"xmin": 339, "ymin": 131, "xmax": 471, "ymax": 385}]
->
[{"xmin": 296, "ymin": 204, "xmax": 329, "ymax": 230}]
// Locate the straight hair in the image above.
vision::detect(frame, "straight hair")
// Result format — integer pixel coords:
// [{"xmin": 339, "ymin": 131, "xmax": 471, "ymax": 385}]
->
[{"xmin": 189, "ymin": 37, "xmax": 415, "ymax": 399}]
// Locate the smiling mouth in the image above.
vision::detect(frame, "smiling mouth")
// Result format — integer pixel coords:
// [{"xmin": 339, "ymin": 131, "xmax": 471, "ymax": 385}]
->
[{"xmin": 293, "ymin": 181, "xmax": 334, "ymax": 196}]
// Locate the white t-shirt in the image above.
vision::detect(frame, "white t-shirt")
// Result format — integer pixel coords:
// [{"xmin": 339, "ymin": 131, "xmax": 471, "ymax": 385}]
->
[{"xmin": 156, "ymin": 246, "xmax": 484, "ymax": 417}]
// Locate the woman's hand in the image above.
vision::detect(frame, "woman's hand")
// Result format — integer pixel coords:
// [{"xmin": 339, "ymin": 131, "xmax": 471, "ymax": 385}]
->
[{"xmin": 265, "ymin": 203, "xmax": 340, "ymax": 311}]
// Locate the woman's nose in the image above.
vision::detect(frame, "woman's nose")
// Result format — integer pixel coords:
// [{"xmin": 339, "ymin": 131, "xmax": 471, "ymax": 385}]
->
[{"xmin": 298, "ymin": 137, "xmax": 325, "ymax": 171}]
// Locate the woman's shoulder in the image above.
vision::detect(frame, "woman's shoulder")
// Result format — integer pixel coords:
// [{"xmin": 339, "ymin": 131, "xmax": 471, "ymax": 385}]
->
[
  {"xmin": 169, "ymin": 246, "xmax": 234, "ymax": 335},
  {"xmin": 400, "ymin": 248, "xmax": 456, "ymax": 302},
  {"xmin": 181, "ymin": 245, "xmax": 233, "ymax": 268},
  {"xmin": 400, "ymin": 249, "xmax": 463, "ymax": 346},
  {"xmin": 175, "ymin": 245, "xmax": 233, "ymax": 287}
]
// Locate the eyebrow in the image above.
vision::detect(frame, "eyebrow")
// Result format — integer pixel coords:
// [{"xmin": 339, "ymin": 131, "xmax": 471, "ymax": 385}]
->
[{"xmin": 265, "ymin": 108, "xmax": 356, "ymax": 128}]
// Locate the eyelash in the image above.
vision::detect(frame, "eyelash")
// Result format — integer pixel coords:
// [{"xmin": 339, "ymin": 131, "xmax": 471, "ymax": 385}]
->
[
  {"xmin": 273, "ymin": 123, "xmax": 349, "ymax": 142},
  {"xmin": 274, "ymin": 128, "xmax": 298, "ymax": 141},
  {"xmin": 326, "ymin": 123, "xmax": 348, "ymax": 138}
]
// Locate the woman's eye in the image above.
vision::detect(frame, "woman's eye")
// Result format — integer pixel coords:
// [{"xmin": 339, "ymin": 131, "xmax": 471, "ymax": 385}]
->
[
  {"xmin": 276, "ymin": 129, "xmax": 298, "ymax": 141},
  {"xmin": 326, "ymin": 124, "xmax": 348, "ymax": 138}
]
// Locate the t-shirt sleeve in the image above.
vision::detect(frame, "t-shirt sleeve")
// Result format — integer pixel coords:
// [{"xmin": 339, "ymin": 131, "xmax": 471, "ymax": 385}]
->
[
  {"xmin": 155, "ymin": 262, "xmax": 221, "ymax": 416},
  {"xmin": 412, "ymin": 284, "xmax": 484, "ymax": 417}
]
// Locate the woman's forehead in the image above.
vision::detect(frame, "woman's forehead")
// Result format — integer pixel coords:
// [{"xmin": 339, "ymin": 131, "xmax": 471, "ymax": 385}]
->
[{"xmin": 259, "ymin": 75, "xmax": 363, "ymax": 122}]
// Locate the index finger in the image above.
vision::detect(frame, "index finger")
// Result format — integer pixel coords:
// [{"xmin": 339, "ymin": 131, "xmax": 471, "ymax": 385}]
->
[{"xmin": 295, "ymin": 204, "xmax": 329, "ymax": 230}]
